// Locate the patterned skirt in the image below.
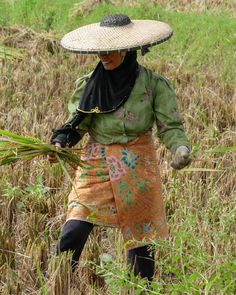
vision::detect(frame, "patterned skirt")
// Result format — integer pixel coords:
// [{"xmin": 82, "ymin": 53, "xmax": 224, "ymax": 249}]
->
[{"xmin": 66, "ymin": 132, "xmax": 168, "ymax": 249}]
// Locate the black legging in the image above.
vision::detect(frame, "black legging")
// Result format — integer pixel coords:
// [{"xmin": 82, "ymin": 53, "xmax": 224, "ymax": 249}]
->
[
  {"xmin": 127, "ymin": 244, "xmax": 155, "ymax": 281},
  {"xmin": 57, "ymin": 219, "xmax": 155, "ymax": 281}
]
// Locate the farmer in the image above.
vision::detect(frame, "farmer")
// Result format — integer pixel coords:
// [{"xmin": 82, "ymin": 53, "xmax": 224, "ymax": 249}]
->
[{"xmin": 49, "ymin": 14, "xmax": 191, "ymax": 282}]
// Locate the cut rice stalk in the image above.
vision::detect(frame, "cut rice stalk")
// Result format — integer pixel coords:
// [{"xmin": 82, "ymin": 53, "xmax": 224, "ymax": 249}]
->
[
  {"xmin": 0, "ymin": 129, "xmax": 83, "ymax": 168},
  {"xmin": 0, "ymin": 129, "xmax": 92, "ymax": 210}
]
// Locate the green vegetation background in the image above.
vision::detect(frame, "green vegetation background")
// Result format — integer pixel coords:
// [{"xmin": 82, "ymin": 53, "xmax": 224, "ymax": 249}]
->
[{"xmin": 0, "ymin": 0, "xmax": 235, "ymax": 83}]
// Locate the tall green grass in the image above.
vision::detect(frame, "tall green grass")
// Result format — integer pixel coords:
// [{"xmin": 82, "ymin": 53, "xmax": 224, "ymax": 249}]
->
[
  {"xmin": 0, "ymin": 0, "xmax": 81, "ymax": 29},
  {"xmin": 78, "ymin": 3, "xmax": 235, "ymax": 83},
  {"xmin": 0, "ymin": 1, "xmax": 235, "ymax": 83}
]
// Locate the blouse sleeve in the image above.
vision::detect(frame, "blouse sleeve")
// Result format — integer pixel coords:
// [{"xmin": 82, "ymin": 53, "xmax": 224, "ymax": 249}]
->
[
  {"xmin": 152, "ymin": 75, "xmax": 190, "ymax": 154},
  {"xmin": 67, "ymin": 74, "xmax": 92, "ymax": 132}
]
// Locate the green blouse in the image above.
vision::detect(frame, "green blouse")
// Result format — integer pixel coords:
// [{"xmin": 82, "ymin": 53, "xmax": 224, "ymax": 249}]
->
[{"xmin": 67, "ymin": 65, "xmax": 190, "ymax": 154}]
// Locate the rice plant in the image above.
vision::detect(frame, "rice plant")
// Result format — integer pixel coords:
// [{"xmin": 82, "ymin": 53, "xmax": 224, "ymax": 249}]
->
[{"xmin": 0, "ymin": 129, "xmax": 83, "ymax": 167}]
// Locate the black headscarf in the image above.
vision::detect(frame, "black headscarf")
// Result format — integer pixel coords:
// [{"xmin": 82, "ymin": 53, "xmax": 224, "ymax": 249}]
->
[
  {"xmin": 77, "ymin": 51, "xmax": 139, "ymax": 113},
  {"xmin": 51, "ymin": 51, "xmax": 139, "ymax": 147}
]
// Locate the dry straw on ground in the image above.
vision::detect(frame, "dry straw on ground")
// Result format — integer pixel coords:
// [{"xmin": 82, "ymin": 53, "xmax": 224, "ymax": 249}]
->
[
  {"xmin": 70, "ymin": 0, "xmax": 138, "ymax": 17},
  {"xmin": 0, "ymin": 6, "xmax": 235, "ymax": 294},
  {"xmin": 150, "ymin": 0, "xmax": 236, "ymax": 14}
]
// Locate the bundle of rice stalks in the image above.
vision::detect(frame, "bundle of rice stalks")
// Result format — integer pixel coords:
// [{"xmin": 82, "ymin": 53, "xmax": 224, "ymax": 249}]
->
[
  {"xmin": 0, "ymin": 129, "xmax": 83, "ymax": 168},
  {"xmin": 0, "ymin": 130, "xmax": 92, "ymax": 210}
]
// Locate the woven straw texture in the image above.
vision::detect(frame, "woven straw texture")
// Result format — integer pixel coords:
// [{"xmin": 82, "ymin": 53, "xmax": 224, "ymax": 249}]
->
[{"xmin": 61, "ymin": 20, "xmax": 173, "ymax": 54}]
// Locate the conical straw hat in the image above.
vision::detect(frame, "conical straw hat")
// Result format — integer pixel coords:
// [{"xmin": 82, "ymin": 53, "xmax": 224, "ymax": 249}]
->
[{"xmin": 61, "ymin": 14, "xmax": 173, "ymax": 54}]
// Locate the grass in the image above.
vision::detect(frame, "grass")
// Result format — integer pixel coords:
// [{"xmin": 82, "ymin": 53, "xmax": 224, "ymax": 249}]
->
[
  {"xmin": 0, "ymin": 0, "xmax": 235, "ymax": 294},
  {"xmin": 82, "ymin": 3, "xmax": 235, "ymax": 83},
  {"xmin": 1, "ymin": 1, "xmax": 235, "ymax": 84},
  {"xmin": 0, "ymin": 0, "xmax": 81, "ymax": 30}
]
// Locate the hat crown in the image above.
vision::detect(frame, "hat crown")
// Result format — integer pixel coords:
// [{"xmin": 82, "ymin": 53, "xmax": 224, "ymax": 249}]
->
[{"xmin": 100, "ymin": 14, "xmax": 131, "ymax": 27}]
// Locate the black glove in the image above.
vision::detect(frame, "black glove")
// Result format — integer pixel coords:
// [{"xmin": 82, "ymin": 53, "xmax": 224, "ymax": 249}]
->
[
  {"xmin": 50, "ymin": 124, "xmax": 81, "ymax": 148},
  {"xmin": 51, "ymin": 111, "xmax": 86, "ymax": 148}
]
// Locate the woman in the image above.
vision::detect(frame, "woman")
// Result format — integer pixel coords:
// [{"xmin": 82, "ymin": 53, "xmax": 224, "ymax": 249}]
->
[{"xmin": 50, "ymin": 14, "xmax": 191, "ymax": 283}]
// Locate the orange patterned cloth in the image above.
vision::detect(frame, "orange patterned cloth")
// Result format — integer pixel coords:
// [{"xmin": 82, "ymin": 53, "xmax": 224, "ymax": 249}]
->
[{"xmin": 67, "ymin": 132, "xmax": 168, "ymax": 249}]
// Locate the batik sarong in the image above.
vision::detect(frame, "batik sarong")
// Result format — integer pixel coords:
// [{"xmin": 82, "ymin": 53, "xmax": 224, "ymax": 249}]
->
[{"xmin": 67, "ymin": 132, "xmax": 168, "ymax": 249}]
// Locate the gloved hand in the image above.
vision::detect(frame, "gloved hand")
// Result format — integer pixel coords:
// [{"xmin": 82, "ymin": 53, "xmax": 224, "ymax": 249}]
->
[
  {"xmin": 50, "ymin": 124, "xmax": 81, "ymax": 148},
  {"xmin": 171, "ymin": 146, "xmax": 191, "ymax": 170}
]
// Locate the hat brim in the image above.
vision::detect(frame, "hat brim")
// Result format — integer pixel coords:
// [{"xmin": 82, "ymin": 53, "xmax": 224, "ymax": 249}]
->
[{"xmin": 61, "ymin": 20, "xmax": 173, "ymax": 54}]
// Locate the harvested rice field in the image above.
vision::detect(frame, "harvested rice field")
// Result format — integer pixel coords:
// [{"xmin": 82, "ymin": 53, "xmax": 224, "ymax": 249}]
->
[{"xmin": 0, "ymin": 1, "xmax": 235, "ymax": 294}]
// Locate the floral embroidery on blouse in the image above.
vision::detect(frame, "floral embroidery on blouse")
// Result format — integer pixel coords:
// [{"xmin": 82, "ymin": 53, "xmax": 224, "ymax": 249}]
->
[
  {"xmin": 126, "ymin": 111, "xmax": 138, "ymax": 123},
  {"xmin": 146, "ymin": 86, "xmax": 152, "ymax": 97},
  {"xmin": 114, "ymin": 106, "xmax": 125, "ymax": 119},
  {"xmin": 173, "ymin": 110, "xmax": 182, "ymax": 121},
  {"xmin": 158, "ymin": 121, "xmax": 168, "ymax": 133},
  {"xmin": 141, "ymin": 86, "xmax": 152, "ymax": 102}
]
